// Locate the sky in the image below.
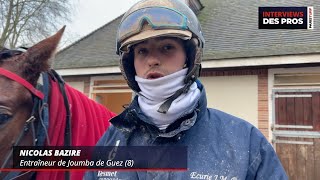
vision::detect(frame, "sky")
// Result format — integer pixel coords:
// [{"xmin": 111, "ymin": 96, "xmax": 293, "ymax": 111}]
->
[{"xmin": 64, "ymin": 0, "xmax": 141, "ymax": 45}]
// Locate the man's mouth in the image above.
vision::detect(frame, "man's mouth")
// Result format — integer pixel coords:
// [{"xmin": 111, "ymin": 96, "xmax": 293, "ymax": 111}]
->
[{"xmin": 146, "ymin": 72, "xmax": 164, "ymax": 79}]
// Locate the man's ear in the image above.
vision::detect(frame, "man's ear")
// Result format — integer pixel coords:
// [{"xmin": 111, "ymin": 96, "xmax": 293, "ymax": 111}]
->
[{"xmin": 22, "ymin": 26, "xmax": 65, "ymax": 84}]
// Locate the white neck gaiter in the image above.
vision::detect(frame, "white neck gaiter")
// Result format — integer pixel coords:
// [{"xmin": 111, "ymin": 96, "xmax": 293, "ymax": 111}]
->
[{"xmin": 135, "ymin": 68, "xmax": 201, "ymax": 130}]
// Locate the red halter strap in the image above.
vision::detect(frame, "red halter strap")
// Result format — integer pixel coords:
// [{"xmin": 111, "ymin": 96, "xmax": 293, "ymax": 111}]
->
[{"xmin": 0, "ymin": 67, "xmax": 44, "ymax": 99}]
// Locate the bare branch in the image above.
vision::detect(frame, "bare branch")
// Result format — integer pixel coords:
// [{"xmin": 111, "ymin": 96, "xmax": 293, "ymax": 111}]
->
[
  {"xmin": 0, "ymin": 0, "xmax": 14, "ymax": 46},
  {"xmin": 1, "ymin": 0, "xmax": 75, "ymax": 48}
]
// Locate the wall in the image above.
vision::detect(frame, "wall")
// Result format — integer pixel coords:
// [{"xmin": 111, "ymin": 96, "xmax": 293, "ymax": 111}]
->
[
  {"xmin": 200, "ymin": 75, "xmax": 258, "ymax": 127},
  {"xmin": 201, "ymin": 68, "xmax": 269, "ymax": 138}
]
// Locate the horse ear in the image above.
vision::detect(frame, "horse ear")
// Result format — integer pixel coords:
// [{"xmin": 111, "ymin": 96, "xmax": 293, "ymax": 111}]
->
[
  {"xmin": 25, "ymin": 26, "xmax": 66, "ymax": 73},
  {"xmin": 22, "ymin": 26, "xmax": 65, "ymax": 84}
]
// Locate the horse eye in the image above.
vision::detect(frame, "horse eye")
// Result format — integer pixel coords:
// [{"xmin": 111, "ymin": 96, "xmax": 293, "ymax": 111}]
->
[{"xmin": 0, "ymin": 114, "xmax": 12, "ymax": 125}]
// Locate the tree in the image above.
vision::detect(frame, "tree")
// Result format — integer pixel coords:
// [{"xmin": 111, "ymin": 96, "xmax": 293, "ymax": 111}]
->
[{"xmin": 0, "ymin": 0, "xmax": 74, "ymax": 48}]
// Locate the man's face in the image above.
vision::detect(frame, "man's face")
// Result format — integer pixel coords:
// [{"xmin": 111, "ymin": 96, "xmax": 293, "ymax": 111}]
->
[{"xmin": 133, "ymin": 37, "xmax": 186, "ymax": 79}]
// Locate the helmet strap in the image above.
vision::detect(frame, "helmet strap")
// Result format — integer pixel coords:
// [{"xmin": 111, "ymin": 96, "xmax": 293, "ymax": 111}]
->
[
  {"xmin": 157, "ymin": 63, "xmax": 201, "ymax": 114},
  {"xmin": 184, "ymin": 64, "xmax": 200, "ymax": 84},
  {"xmin": 157, "ymin": 79, "xmax": 194, "ymax": 114}
]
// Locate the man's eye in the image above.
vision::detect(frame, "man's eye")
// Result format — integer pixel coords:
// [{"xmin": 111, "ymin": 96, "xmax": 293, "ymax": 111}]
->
[
  {"xmin": 138, "ymin": 48, "xmax": 147, "ymax": 55},
  {"xmin": 163, "ymin": 45, "xmax": 174, "ymax": 51},
  {"xmin": 0, "ymin": 114, "xmax": 12, "ymax": 125}
]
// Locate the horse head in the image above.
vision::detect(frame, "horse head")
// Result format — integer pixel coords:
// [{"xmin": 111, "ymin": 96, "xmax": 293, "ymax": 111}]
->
[{"xmin": 0, "ymin": 27, "xmax": 65, "ymax": 174}]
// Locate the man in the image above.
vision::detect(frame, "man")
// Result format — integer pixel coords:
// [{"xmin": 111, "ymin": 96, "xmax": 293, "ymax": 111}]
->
[{"xmin": 85, "ymin": 0, "xmax": 288, "ymax": 179}]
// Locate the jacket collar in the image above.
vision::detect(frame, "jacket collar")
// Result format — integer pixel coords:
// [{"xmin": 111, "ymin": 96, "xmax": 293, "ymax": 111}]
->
[{"xmin": 110, "ymin": 80, "xmax": 207, "ymax": 139}]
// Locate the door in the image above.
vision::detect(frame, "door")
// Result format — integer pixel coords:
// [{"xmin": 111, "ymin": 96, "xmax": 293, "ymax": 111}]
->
[
  {"xmin": 90, "ymin": 78, "xmax": 133, "ymax": 114},
  {"xmin": 272, "ymin": 89, "xmax": 320, "ymax": 180}
]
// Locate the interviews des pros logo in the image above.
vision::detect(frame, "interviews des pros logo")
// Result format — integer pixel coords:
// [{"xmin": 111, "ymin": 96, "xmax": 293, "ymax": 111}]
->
[{"xmin": 259, "ymin": 7, "xmax": 313, "ymax": 29}]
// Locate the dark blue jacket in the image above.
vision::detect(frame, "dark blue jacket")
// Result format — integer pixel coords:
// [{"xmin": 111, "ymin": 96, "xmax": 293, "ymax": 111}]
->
[{"xmin": 85, "ymin": 83, "xmax": 288, "ymax": 180}]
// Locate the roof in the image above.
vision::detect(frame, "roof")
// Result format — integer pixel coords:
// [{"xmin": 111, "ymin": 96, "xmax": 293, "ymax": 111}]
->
[
  {"xmin": 54, "ymin": 16, "xmax": 122, "ymax": 69},
  {"xmin": 54, "ymin": 0, "xmax": 320, "ymax": 69},
  {"xmin": 198, "ymin": 0, "xmax": 320, "ymax": 60}
]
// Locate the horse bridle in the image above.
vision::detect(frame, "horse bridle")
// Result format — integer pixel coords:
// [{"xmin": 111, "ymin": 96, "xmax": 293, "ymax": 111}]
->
[
  {"xmin": 0, "ymin": 112, "xmax": 38, "ymax": 179},
  {"xmin": 0, "ymin": 67, "xmax": 44, "ymax": 179},
  {"xmin": 0, "ymin": 114, "xmax": 37, "ymax": 170},
  {"xmin": 0, "ymin": 49, "xmax": 72, "ymax": 179}
]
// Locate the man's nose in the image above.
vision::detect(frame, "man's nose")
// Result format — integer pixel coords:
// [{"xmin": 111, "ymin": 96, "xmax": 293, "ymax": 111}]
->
[{"xmin": 147, "ymin": 54, "xmax": 160, "ymax": 67}]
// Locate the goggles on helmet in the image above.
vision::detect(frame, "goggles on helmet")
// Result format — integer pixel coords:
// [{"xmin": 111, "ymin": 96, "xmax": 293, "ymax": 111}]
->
[{"xmin": 117, "ymin": 7, "xmax": 188, "ymax": 43}]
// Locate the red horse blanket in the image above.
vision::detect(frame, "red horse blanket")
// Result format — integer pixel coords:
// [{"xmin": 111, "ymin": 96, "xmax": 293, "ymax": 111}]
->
[{"xmin": 36, "ymin": 77, "xmax": 116, "ymax": 180}]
